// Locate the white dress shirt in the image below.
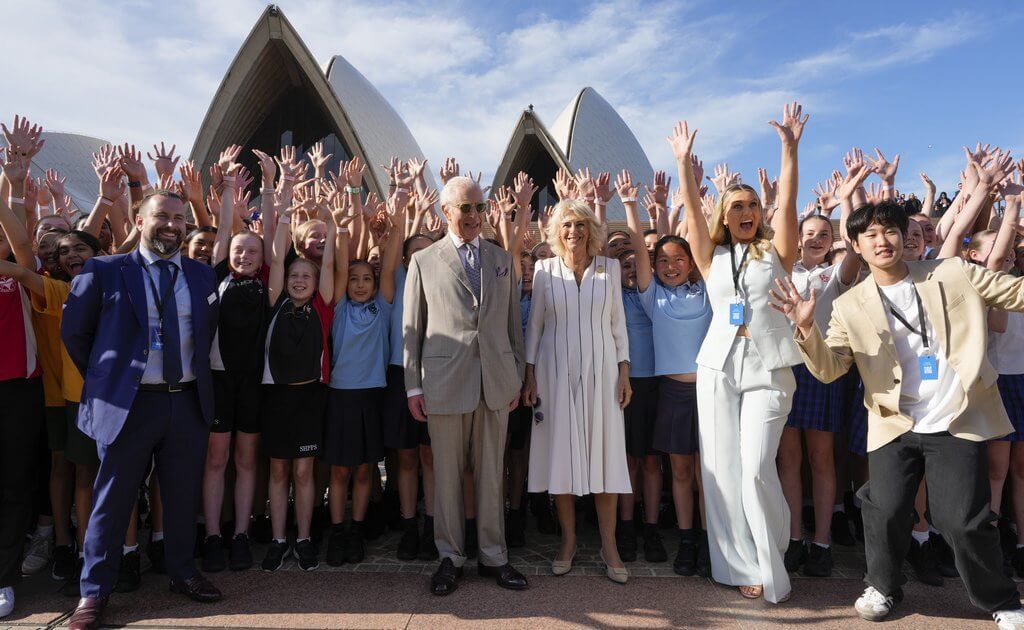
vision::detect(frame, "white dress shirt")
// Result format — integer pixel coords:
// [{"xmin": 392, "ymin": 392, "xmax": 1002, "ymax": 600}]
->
[{"xmin": 138, "ymin": 245, "xmax": 196, "ymax": 384}]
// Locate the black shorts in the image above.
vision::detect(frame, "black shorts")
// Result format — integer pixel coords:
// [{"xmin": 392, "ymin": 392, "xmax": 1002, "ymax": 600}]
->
[
  {"xmin": 324, "ymin": 387, "xmax": 385, "ymax": 467},
  {"xmin": 508, "ymin": 404, "xmax": 533, "ymax": 451},
  {"xmin": 381, "ymin": 365, "xmax": 421, "ymax": 450},
  {"xmin": 212, "ymin": 370, "xmax": 263, "ymax": 434},
  {"xmin": 64, "ymin": 402, "xmax": 99, "ymax": 466},
  {"xmin": 653, "ymin": 378, "xmax": 699, "ymax": 456},
  {"xmin": 261, "ymin": 383, "xmax": 326, "ymax": 460},
  {"xmin": 624, "ymin": 377, "xmax": 659, "ymax": 458}
]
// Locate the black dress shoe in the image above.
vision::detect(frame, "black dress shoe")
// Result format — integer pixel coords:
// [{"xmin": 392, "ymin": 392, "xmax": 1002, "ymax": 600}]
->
[
  {"xmin": 477, "ymin": 563, "xmax": 529, "ymax": 590},
  {"xmin": 170, "ymin": 574, "xmax": 223, "ymax": 603},
  {"xmin": 430, "ymin": 558, "xmax": 463, "ymax": 596},
  {"xmin": 114, "ymin": 548, "xmax": 142, "ymax": 592},
  {"xmin": 907, "ymin": 538, "xmax": 943, "ymax": 587},
  {"xmin": 68, "ymin": 595, "xmax": 108, "ymax": 630}
]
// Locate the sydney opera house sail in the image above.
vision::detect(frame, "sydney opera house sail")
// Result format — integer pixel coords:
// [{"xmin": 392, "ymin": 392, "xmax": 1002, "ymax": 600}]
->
[
  {"xmin": 30, "ymin": 132, "xmax": 111, "ymax": 212},
  {"xmin": 190, "ymin": 6, "xmax": 431, "ymax": 199},
  {"xmin": 493, "ymin": 88, "xmax": 654, "ymax": 222}
]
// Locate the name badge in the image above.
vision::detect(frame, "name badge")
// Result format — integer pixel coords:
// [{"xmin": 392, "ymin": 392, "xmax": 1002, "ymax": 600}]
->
[
  {"xmin": 919, "ymin": 354, "xmax": 938, "ymax": 381},
  {"xmin": 150, "ymin": 326, "xmax": 164, "ymax": 351},
  {"xmin": 729, "ymin": 301, "xmax": 744, "ymax": 326}
]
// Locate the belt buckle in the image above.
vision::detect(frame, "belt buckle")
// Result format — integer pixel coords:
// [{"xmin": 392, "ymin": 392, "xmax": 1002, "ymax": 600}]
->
[{"xmin": 167, "ymin": 384, "xmax": 183, "ymax": 393}]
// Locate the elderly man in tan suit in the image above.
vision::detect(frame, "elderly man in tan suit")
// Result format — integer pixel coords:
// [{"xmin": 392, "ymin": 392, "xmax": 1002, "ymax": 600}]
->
[
  {"xmin": 771, "ymin": 200, "xmax": 1024, "ymax": 629},
  {"xmin": 403, "ymin": 176, "xmax": 526, "ymax": 596}
]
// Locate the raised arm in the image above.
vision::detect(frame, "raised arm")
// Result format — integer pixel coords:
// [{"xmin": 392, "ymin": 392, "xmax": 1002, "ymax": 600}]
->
[
  {"xmin": 212, "ymin": 146, "xmax": 243, "ymax": 266},
  {"xmin": 82, "ymin": 167, "xmax": 125, "ymax": 240},
  {"xmin": 770, "ymin": 277, "xmax": 854, "ymax": 383},
  {"xmin": 317, "ymin": 198, "xmax": 336, "ymax": 304},
  {"xmin": 267, "ymin": 205, "xmax": 293, "ymax": 307},
  {"xmin": 920, "ymin": 172, "xmax": 937, "ymax": 218},
  {"xmin": 331, "ymin": 192, "xmax": 354, "ymax": 302},
  {"xmin": 867, "ymin": 149, "xmax": 900, "ymax": 201},
  {"xmin": 769, "ymin": 102, "xmax": 809, "ymax": 271},
  {"xmin": 378, "ymin": 193, "xmax": 404, "ymax": 304},
  {"xmin": 667, "ymin": 121, "xmax": 713, "ymax": 276},
  {"xmin": 938, "ymin": 151, "xmax": 1014, "ymax": 259},
  {"xmin": 0, "ymin": 258, "xmax": 43, "ymax": 296},
  {"xmin": 616, "ymin": 170, "xmax": 652, "ymax": 291},
  {"xmin": 0, "ymin": 151, "xmax": 35, "ymax": 269}
]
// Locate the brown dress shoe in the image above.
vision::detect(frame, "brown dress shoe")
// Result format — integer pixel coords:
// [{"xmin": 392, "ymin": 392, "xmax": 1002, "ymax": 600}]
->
[
  {"xmin": 169, "ymin": 574, "xmax": 223, "ymax": 603},
  {"xmin": 68, "ymin": 596, "xmax": 107, "ymax": 630}
]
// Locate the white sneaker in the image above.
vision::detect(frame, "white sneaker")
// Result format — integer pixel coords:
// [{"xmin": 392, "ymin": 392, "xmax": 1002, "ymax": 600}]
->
[
  {"xmin": 20, "ymin": 530, "xmax": 53, "ymax": 575},
  {"xmin": 0, "ymin": 586, "xmax": 14, "ymax": 618},
  {"xmin": 854, "ymin": 586, "xmax": 901, "ymax": 621},
  {"xmin": 994, "ymin": 608, "xmax": 1024, "ymax": 630}
]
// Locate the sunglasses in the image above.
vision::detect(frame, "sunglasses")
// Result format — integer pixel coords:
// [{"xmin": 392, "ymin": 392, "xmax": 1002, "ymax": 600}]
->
[{"xmin": 448, "ymin": 202, "xmax": 487, "ymax": 214}]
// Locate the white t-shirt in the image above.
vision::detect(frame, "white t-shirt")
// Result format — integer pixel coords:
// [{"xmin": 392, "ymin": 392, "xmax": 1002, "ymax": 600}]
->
[
  {"xmin": 878, "ymin": 277, "xmax": 964, "ymax": 434},
  {"xmin": 791, "ymin": 261, "xmax": 851, "ymax": 333},
  {"xmin": 989, "ymin": 311, "xmax": 1024, "ymax": 375}
]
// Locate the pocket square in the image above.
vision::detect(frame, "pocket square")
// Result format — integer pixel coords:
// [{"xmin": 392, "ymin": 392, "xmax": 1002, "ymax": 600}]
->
[
  {"xmin": 207, "ymin": 292, "xmax": 217, "ymax": 305},
  {"xmin": 496, "ymin": 266, "xmax": 509, "ymax": 277}
]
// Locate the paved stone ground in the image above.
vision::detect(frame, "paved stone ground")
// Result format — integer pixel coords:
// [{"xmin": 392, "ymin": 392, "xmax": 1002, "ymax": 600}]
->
[{"xmin": 6, "ymin": 521, "xmax": 1017, "ymax": 628}]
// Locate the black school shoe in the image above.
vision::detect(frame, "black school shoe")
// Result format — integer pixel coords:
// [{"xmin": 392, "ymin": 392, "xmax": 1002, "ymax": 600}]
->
[
  {"xmin": 802, "ymin": 543, "xmax": 833, "ymax": 577},
  {"xmin": 397, "ymin": 517, "xmax": 420, "ymax": 561},
  {"xmin": 616, "ymin": 520, "xmax": 638, "ymax": 563},
  {"xmin": 61, "ymin": 556, "xmax": 83, "ymax": 597},
  {"xmin": 907, "ymin": 537, "xmax": 943, "ymax": 586},
  {"xmin": 201, "ymin": 535, "xmax": 227, "ymax": 573},
  {"xmin": 114, "ymin": 549, "xmax": 141, "ymax": 592},
  {"xmin": 52, "ymin": 544, "xmax": 76, "ymax": 581},
  {"xmin": 261, "ymin": 540, "xmax": 290, "ymax": 572},
  {"xmin": 784, "ymin": 539, "xmax": 806, "ymax": 572},
  {"xmin": 326, "ymin": 524, "xmax": 347, "ymax": 567},
  {"xmin": 229, "ymin": 533, "xmax": 253, "ymax": 571},
  {"xmin": 643, "ymin": 524, "xmax": 668, "ymax": 563},
  {"xmin": 293, "ymin": 538, "xmax": 320, "ymax": 571},
  {"xmin": 673, "ymin": 531, "xmax": 697, "ymax": 576}
]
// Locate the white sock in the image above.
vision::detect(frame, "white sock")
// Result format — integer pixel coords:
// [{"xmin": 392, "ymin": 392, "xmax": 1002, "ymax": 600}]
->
[
  {"xmin": 790, "ymin": 538, "xmax": 803, "ymax": 543},
  {"xmin": 911, "ymin": 530, "xmax": 930, "ymax": 544},
  {"xmin": 152, "ymin": 531, "xmax": 164, "ymax": 542},
  {"xmin": 123, "ymin": 544, "xmax": 138, "ymax": 554},
  {"xmin": 274, "ymin": 538, "xmax": 287, "ymax": 544},
  {"xmin": 296, "ymin": 537, "xmax": 310, "ymax": 543},
  {"xmin": 928, "ymin": 526, "xmax": 941, "ymax": 535},
  {"xmin": 832, "ymin": 504, "xmax": 845, "ymax": 514},
  {"xmin": 813, "ymin": 542, "xmax": 830, "ymax": 549}
]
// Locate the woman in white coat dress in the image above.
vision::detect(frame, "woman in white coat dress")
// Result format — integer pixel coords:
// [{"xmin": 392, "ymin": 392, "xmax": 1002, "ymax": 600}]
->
[{"xmin": 522, "ymin": 199, "xmax": 633, "ymax": 583}]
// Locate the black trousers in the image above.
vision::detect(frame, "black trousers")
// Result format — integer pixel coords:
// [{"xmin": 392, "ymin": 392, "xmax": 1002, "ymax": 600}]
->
[
  {"xmin": 859, "ymin": 431, "xmax": 1020, "ymax": 612},
  {"xmin": 0, "ymin": 377, "xmax": 44, "ymax": 588}
]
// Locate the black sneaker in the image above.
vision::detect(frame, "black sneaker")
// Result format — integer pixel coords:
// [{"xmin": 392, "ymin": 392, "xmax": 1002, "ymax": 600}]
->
[
  {"xmin": 830, "ymin": 511, "xmax": 856, "ymax": 547},
  {"xmin": 261, "ymin": 540, "xmax": 289, "ymax": 572},
  {"xmin": 907, "ymin": 538, "xmax": 943, "ymax": 586},
  {"xmin": 52, "ymin": 544, "xmax": 76, "ymax": 581},
  {"xmin": 616, "ymin": 521, "xmax": 638, "ymax": 562},
  {"xmin": 1013, "ymin": 546, "xmax": 1024, "ymax": 579},
  {"xmin": 397, "ymin": 518, "xmax": 420, "ymax": 561},
  {"xmin": 229, "ymin": 533, "xmax": 253, "ymax": 571},
  {"xmin": 803, "ymin": 543, "xmax": 833, "ymax": 577},
  {"xmin": 465, "ymin": 519, "xmax": 478, "ymax": 560},
  {"xmin": 148, "ymin": 538, "xmax": 166, "ymax": 574},
  {"xmin": 345, "ymin": 522, "xmax": 365, "ymax": 564},
  {"xmin": 114, "ymin": 549, "xmax": 141, "ymax": 592},
  {"xmin": 643, "ymin": 525, "xmax": 668, "ymax": 563},
  {"xmin": 293, "ymin": 538, "xmax": 319, "ymax": 571},
  {"xmin": 326, "ymin": 524, "xmax": 347, "ymax": 567},
  {"xmin": 933, "ymin": 532, "xmax": 954, "ymax": 577},
  {"xmin": 201, "ymin": 535, "xmax": 227, "ymax": 573},
  {"xmin": 673, "ymin": 533, "xmax": 697, "ymax": 576},
  {"xmin": 506, "ymin": 510, "xmax": 526, "ymax": 549},
  {"xmin": 696, "ymin": 532, "xmax": 711, "ymax": 577},
  {"xmin": 784, "ymin": 539, "xmax": 806, "ymax": 572},
  {"xmin": 418, "ymin": 517, "xmax": 439, "ymax": 561},
  {"xmin": 251, "ymin": 515, "xmax": 272, "ymax": 545},
  {"xmin": 61, "ymin": 557, "xmax": 83, "ymax": 597}
]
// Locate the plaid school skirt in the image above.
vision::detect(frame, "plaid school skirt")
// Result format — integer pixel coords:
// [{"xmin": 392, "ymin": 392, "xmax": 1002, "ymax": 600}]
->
[
  {"xmin": 997, "ymin": 373, "xmax": 1024, "ymax": 442},
  {"xmin": 786, "ymin": 363, "xmax": 843, "ymax": 432},
  {"xmin": 841, "ymin": 369, "xmax": 869, "ymax": 456}
]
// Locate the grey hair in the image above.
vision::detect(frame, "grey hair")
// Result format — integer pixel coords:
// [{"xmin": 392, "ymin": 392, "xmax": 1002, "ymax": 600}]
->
[{"xmin": 440, "ymin": 176, "xmax": 482, "ymax": 208}]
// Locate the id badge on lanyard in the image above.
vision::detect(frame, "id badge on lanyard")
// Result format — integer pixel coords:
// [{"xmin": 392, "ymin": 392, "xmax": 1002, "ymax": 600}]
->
[
  {"xmin": 150, "ymin": 318, "xmax": 164, "ymax": 350},
  {"xmin": 729, "ymin": 299, "xmax": 745, "ymax": 326},
  {"xmin": 919, "ymin": 352, "xmax": 938, "ymax": 381},
  {"xmin": 729, "ymin": 245, "xmax": 748, "ymax": 327}
]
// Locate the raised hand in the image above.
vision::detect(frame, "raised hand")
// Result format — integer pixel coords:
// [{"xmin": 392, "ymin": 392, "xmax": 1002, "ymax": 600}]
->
[
  {"xmin": 439, "ymin": 157, "xmax": 460, "ymax": 184},
  {"xmin": 426, "ymin": 212, "xmax": 443, "ymax": 233},
  {"xmin": 147, "ymin": 142, "xmax": 179, "ymax": 180},
  {"xmin": 649, "ymin": 170, "xmax": 670, "ymax": 205},
  {"xmin": 919, "ymin": 172, "xmax": 935, "ymax": 193},
  {"xmin": 554, "ymin": 168, "xmax": 577, "ymax": 200},
  {"xmin": 495, "ymin": 186, "xmax": 517, "ymax": 218},
  {"xmin": 45, "ymin": 168, "xmax": 66, "ymax": 200},
  {"xmin": 708, "ymin": 163, "xmax": 734, "ymax": 194},
  {"xmin": 615, "ymin": 170, "xmax": 640, "ymax": 200},
  {"xmin": 0, "ymin": 149, "xmax": 30, "ymax": 184},
  {"xmin": 594, "ymin": 172, "xmax": 615, "ymax": 204},
  {"xmin": 217, "ymin": 144, "xmax": 243, "ymax": 175},
  {"xmin": 91, "ymin": 145, "xmax": 118, "ymax": 176},
  {"xmin": 837, "ymin": 151, "xmax": 872, "ymax": 201},
  {"xmin": 308, "ymin": 141, "xmax": 333, "ymax": 174},
  {"xmin": 666, "ymin": 120, "xmax": 697, "ymax": 162},
  {"xmin": 117, "ymin": 144, "xmax": 148, "ymax": 183},
  {"xmin": 99, "ymin": 166, "xmax": 126, "ymax": 201},
  {"xmin": 1, "ymin": 115, "xmax": 45, "ymax": 157},
  {"xmin": 768, "ymin": 101, "xmax": 809, "ymax": 146},
  {"xmin": 868, "ymin": 148, "xmax": 900, "ymax": 182},
  {"xmin": 690, "ymin": 155, "xmax": 704, "ymax": 187},
  {"xmin": 769, "ymin": 277, "xmax": 817, "ymax": 334},
  {"xmin": 408, "ymin": 157, "xmax": 428, "ymax": 181},
  {"xmin": 512, "ymin": 171, "xmax": 538, "ymax": 209},
  {"xmin": 413, "ymin": 188, "xmax": 439, "ymax": 217},
  {"xmin": 700, "ymin": 193, "xmax": 717, "ymax": 220},
  {"xmin": 252, "ymin": 149, "xmax": 277, "ymax": 187},
  {"xmin": 865, "ymin": 182, "xmax": 884, "ymax": 205},
  {"xmin": 574, "ymin": 167, "xmax": 596, "ymax": 200},
  {"xmin": 973, "ymin": 150, "xmax": 1015, "ymax": 188},
  {"xmin": 343, "ymin": 156, "xmax": 367, "ymax": 188},
  {"xmin": 758, "ymin": 168, "xmax": 778, "ymax": 208},
  {"xmin": 812, "ymin": 179, "xmax": 839, "ymax": 213}
]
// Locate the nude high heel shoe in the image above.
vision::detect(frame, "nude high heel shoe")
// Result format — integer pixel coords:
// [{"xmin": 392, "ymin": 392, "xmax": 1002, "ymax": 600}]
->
[
  {"xmin": 551, "ymin": 546, "xmax": 577, "ymax": 576},
  {"xmin": 599, "ymin": 549, "xmax": 629, "ymax": 584}
]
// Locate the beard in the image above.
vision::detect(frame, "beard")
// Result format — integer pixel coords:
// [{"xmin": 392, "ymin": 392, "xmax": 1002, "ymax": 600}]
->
[{"xmin": 146, "ymin": 230, "xmax": 183, "ymax": 256}]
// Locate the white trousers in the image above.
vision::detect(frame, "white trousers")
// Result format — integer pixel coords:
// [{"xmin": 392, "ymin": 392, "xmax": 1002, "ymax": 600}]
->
[{"xmin": 697, "ymin": 337, "xmax": 796, "ymax": 603}]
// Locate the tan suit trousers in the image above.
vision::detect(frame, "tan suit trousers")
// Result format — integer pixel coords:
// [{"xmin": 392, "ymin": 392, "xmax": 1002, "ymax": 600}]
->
[{"xmin": 427, "ymin": 399, "xmax": 509, "ymax": 568}]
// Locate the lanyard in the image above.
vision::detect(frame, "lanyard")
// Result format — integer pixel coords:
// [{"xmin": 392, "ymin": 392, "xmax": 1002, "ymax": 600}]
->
[
  {"xmin": 876, "ymin": 284, "xmax": 929, "ymax": 350},
  {"xmin": 145, "ymin": 264, "xmax": 179, "ymax": 325},
  {"xmin": 729, "ymin": 244, "xmax": 749, "ymax": 297}
]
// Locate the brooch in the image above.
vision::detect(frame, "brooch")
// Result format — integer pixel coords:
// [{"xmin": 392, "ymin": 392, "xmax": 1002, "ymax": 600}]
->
[{"xmin": 596, "ymin": 265, "xmax": 605, "ymax": 274}]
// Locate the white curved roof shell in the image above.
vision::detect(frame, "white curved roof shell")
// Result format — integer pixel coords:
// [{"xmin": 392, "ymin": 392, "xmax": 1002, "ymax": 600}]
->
[
  {"xmin": 30, "ymin": 132, "xmax": 111, "ymax": 213},
  {"xmin": 326, "ymin": 56, "xmax": 437, "ymax": 193},
  {"xmin": 549, "ymin": 88, "xmax": 654, "ymax": 220}
]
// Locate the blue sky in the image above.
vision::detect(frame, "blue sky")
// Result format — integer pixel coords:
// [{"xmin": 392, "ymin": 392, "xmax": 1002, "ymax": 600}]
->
[{"xmin": 1, "ymin": 0, "xmax": 1021, "ymax": 206}]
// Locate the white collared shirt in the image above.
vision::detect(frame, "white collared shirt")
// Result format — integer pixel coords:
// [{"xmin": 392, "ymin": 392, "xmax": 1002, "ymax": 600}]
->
[
  {"xmin": 448, "ymin": 231, "xmax": 481, "ymax": 251},
  {"xmin": 138, "ymin": 245, "xmax": 196, "ymax": 384}
]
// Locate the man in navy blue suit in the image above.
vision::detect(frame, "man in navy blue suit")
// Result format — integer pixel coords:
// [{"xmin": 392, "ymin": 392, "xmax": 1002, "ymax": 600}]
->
[{"xmin": 62, "ymin": 190, "xmax": 221, "ymax": 630}]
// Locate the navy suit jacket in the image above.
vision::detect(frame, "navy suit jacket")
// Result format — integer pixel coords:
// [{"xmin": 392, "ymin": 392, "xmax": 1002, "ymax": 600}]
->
[{"xmin": 61, "ymin": 248, "xmax": 219, "ymax": 445}]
